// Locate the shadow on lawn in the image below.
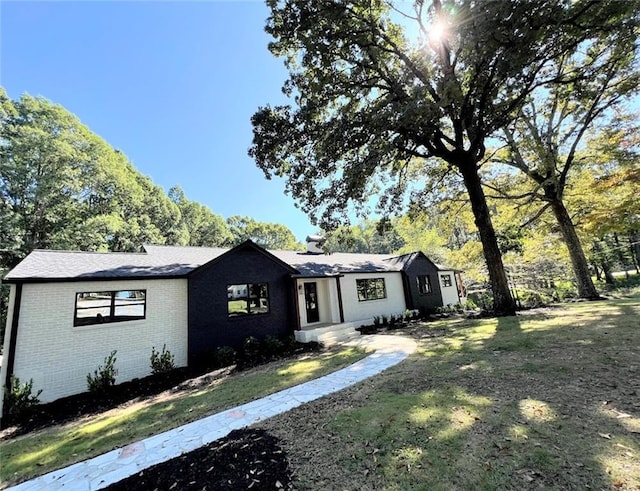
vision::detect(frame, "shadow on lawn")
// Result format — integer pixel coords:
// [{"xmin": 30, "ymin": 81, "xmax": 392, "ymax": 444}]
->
[{"xmin": 287, "ymin": 298, "xmax": 640, "ymax": 490}]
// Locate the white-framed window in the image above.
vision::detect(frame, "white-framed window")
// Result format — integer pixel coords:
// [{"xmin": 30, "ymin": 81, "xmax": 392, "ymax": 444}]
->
[
  {"xmin": 227, "ymin": 283, "xmax": 270, "ymax": 317},
  {"xmin": 74, "ymin": 290, "xmax": 146, "ymax": 327},
  {"xmin": 356, "ymin": 278, "xmax": 386, "ymax": 301}
]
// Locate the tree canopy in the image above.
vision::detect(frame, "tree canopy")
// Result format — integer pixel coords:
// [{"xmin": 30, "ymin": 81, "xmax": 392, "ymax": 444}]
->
[
  {"xmin": 0, "ymin": 90, "xmax": 301, "ymax": 269},
  {"xmin": 251, "ymin": 0, "xmax": 637, "ymax": 314},
  {"xmin": 226, "ymin": 216, "xmax": 304, "ymax": 250}
]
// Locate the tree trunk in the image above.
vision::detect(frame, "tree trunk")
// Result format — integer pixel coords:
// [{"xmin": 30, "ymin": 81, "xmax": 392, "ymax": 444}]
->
[
  {"xmin": 592, "ymin": 261, "xmax": 602, "ymax": 281},
  {"xmin": 458, "ymin": 162, "xmax": 516, "ymax": 316},
  {"xmin": 613, "ymin": 233, "xmax": 629, "ymax": 279},
  {"xmin": 628, "ymin": 231, "xmax": 640, "ymax": 274},
  {"xmin": 601, "ymin": 260, "xmax": 615, "ymax": 284},
  {"xmin": 548, "ymin": 198, "xmax": 600, "ymax": 299}
]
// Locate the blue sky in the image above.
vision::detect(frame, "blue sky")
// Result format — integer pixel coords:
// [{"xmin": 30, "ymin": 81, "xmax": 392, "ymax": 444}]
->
[{"xmin": 1, "ymin": 0, "xmax": 318, "ymax": 242}]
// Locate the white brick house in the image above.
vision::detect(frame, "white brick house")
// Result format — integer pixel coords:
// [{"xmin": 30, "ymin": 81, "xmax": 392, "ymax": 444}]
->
[{"xmin": 0, "ymin": 239, "xmax": 464, "ymax": 421}]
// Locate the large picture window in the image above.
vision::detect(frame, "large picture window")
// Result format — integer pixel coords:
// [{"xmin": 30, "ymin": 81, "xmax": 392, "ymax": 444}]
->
[
  {"xmin": 227, "ymin": 283, "xmax": 270, "ymax": 317},
  {"xmin": 417, "ymin": 275, "xmax": 432, "ymax": 294},
  {"xmin": 74, "ymin": 290, "xmax": 146, "ymax": 327},
  {"xmin": 356, "ymin": 278, "xmax": 386, "ymax": 301}
]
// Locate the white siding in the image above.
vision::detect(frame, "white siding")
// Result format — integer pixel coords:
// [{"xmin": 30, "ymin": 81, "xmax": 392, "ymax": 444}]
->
[
  {"xmin": 9, "ymin": 279, "xmax": 188, "ymax": 403},
  {"xmin": 438, "ymin": 271, "xmax": 460, "ymax": 306},
  {"xmin": 339, "ymin": 272, "xmax": 406, "ymax": 324}
]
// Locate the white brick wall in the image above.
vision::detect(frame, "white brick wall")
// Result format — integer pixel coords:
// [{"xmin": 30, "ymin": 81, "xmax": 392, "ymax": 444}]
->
[
  {"xmin": 10, "ymin": 279, "xmax": 188, "ymax": 403},
  {"xmin": 339, "ymin": 272, "xmax": 406, "ymax": 323}
]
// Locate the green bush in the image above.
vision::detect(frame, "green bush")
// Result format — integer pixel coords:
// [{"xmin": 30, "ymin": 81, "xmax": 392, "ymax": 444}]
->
[
  {"xmin": 552, "ymin": 283, "xmax": 578, "ymax": 301},
  {"xmin": 467, "ymin": 290, "xmax": 494, "ymax": 311},
  {"xmin": 150, "ymin": 344, "xmax": 175, "ymax": 375},
  {"xmin": 373, "ymin": 316, "xmax": 381, "ymax": 327},
  {"xmin": 3, "ymin": 376, "xmax": 42, "ymax": 417},
  {"xmin": 263, "ymin": 335, "xmax": 285, "ymax": 358},
  {"xmin": 87, "ymin": 350, "xmax": 118, "ymax": 393},
  {"xmin": 459, "ymin": 299, "xmax": 478, "ymax": 310},
  {"xmin": 281, "ymin": 334, "xmax": 298, "ymax": 353},
  {"xmin": 215, "ymin": 346, "xmax": 237, "ymax": 367},
  {"xmin": 242, "ymin": 336, "xmax": 262, "ymax": 360},
  {"xmin": 516, "ymin": 289, "xmax": 551, "ymax": 308}
]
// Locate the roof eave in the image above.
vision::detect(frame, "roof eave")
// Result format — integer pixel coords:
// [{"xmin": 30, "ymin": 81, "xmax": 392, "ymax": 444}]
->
[{"xmin": 1, "ymin": 273, "xmax": 190, "ymax": 284}]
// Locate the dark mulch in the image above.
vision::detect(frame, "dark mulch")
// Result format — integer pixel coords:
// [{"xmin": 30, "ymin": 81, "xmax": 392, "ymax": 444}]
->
[
  {"xmin": 103, "ymin": 428, "xmax": 294, "ymax": 491},
  {"xmin": 1, "ymin": 368, "xmax": 193, "ymax": 436},
  {"xmin": 1, "ymin": 341, "xmax": 321, "ymax": 438}
]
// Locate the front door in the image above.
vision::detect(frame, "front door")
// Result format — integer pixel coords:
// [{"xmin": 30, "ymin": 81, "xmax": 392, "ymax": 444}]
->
[{"xmin": 304, "ymin": 282, "xmax": 320, "ymax": 323}]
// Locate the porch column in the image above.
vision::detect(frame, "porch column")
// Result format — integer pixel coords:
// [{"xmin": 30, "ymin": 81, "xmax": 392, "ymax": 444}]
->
[
  {"xmin": 335, "ymin": 276, "xmax": 344, "ymax": 323},
  {"xmin": 292, "ymin": 279, "xmax": 301, "ymax": 330}
]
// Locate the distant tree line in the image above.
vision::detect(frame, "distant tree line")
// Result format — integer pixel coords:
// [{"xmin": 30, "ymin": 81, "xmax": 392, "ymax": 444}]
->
[{"xmin": 0, "ymin": 88, "xmax": 303, "ymax": 271}]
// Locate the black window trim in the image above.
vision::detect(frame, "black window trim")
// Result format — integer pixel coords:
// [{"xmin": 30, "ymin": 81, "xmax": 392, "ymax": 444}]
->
[
  {"xmin": 417, "ymin": 275, "xmax": 432, "ymax": 295},
  {"xmin": 356, "ymin": 278, "xmax": 387, "ymax": 302},
  {"xmin": 227, "ymin": 282, "xmax": 271, "ymax": 318},
  {"xmin": 441, "ymin": 274, "xmax": 453, "ymax": 287},
  {"xmin": 74, "ymin": 289, "xmax": 147, "ymax": 327}
]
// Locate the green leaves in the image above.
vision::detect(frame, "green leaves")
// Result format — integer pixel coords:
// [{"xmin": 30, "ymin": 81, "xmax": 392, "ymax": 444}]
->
[
  {"xmin": 226, "ymin": 216, "xmax": 303, "ymax": 250},
  {"xmin": 0, "ymin": 91, "xmax": 231, "ymax": 264}
]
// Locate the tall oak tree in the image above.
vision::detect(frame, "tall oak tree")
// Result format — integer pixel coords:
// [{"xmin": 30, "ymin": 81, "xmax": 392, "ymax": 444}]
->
[{"xmin": 250, "ymin": 0, "xmax": 631, "ymax": 314}]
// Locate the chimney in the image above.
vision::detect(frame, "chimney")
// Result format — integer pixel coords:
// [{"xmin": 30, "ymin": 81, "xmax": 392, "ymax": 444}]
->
[{"xmin": 305, "ymin": 235, "xmax": 325, "ymax": 254}]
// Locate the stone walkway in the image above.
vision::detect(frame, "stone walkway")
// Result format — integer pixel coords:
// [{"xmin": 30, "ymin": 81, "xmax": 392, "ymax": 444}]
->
[{"xmin": 7, "ymin": 335, "xmax": 417, "ymax": 491}]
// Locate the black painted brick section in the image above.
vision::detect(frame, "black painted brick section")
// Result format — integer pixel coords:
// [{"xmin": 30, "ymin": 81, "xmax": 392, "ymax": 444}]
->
[
  {"xmin": 187, "ymin": 247, "xmax": 296, "ymax": 364},
  {"xmin": 402, "ymin": 255, "xmax": 444, "ymax": 311}
]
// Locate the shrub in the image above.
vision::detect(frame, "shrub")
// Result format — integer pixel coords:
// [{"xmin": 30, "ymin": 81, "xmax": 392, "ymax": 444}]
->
[
  {"xmin": 263, "ymin": 335, "xmax": 285, "ymax": 358},
  {"xmin": 460, "ymin": 299, "xmax": 478, "ymax": 310},
  {"xmin": 87, "ymin": 350, "xmax": 118, "ymax": 393},
  {"xmin": 388, "ymin": 314, "xmax": 397, "ymax": 329},
  {"xmin": 552, "ymin": 283, "xmax": 578, "ymax": 301},
  {"xmin": 242, "ymin": 336, "xmax": 262, "ymax": 360},
  {"xmin": 381, "ymin": 315, "xmax": 388, "ymax": 326},
  {"xmin": 517, "ymin": 289, "xmax": 551, "ymax": 308},
  {"xmin": 281, "ymin": 334, "xmax": 298, "ymax": 354},
  {"xmin": 150, "ymin": 344, "xmax": 175, "ymax": 375},
  {"xmin": 373, "ymin": 315, "xmax": 381, "ymax": 327},
  {"xmin": 3, "ymin": 376, "xmax": 42, "ymax": 417},
  {"xmin": 215, "ymin": 346, "xmax": 237, "ymax": 367},
  {"xmin": 467, "ymin": 290, "xmax": 494, "ymax": 311}
]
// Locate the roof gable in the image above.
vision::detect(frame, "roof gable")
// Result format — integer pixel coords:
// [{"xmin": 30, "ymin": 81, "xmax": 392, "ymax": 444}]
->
[
  {"xmin": 384, "ymin": 251, "xmax": 458, "ymax": 272},
  {"xmin": 188, "ymin": 240, "xmax": 299, "ymax": 277}
]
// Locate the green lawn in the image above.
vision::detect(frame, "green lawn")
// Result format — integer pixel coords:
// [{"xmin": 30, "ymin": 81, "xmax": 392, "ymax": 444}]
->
[
  {"xmin": 0, "ymin": 346, "xmax": 368, "ymax": 487},
  {"xmin": 4, "ymin": 295, "xmax": 639, "ymax": 490},
  {"xmin": 259, "ymin": 296, "xmax": 640, "ymax": 490}
]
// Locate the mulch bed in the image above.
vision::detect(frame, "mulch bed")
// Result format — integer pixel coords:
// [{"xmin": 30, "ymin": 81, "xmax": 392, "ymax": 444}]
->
[
  {"xmin": 1, "ymin": 342, "xmax": 321, "ymax": 439},
  {"xmin": 103, "ymin": 428, "xmax": 294, "ymax": 491},
  {"xmin": 1, "ymin": 368, "xmax": 194, "ymax": 437}
]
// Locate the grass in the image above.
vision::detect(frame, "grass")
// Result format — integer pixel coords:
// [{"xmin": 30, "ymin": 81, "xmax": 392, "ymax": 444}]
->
[
  {"xmin": 0, "ymin": 346, "xmax": 368, "ymax": 487},
  {"xmin": 4, "ymin": 294, "xmax": 639, "ymax": 490},
  {"xmin": 261, "ymin": 295, "xmax": 640, "ymax": 490}
]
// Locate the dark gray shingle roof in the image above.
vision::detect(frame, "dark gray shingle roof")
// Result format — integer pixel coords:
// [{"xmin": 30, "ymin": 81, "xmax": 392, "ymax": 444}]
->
[
  {"xmin": 269, "ymin": 250, "xmax": 400, "ymax": 276},
  {"xmin": 3, "ymin": 243, "xmax": 456, "ymax": 282}
]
